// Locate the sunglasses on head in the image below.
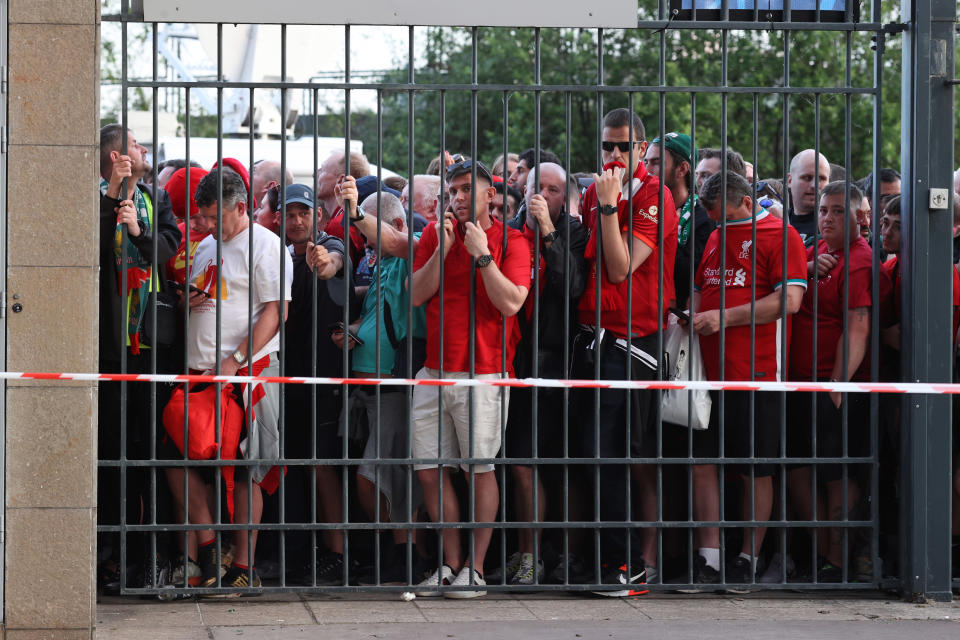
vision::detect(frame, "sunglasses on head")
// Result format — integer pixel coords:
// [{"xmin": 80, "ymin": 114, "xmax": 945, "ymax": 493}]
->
[
  {"xmin": 601, "ymin": 140, "xmax": 643, "ymax": 153},
  {"xmin": 446, "ymin": 158, "xmax": 476, "ymax": 176}
]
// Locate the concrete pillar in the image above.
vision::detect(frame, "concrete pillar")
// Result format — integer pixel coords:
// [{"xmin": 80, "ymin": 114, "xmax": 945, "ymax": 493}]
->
[{"xmin": 4, "ymin": 0, "xmax": 100, "ymax": 636}]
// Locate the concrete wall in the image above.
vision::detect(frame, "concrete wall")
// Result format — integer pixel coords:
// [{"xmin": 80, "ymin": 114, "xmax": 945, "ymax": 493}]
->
[{"xmin": 4, "ymin": 0, "xmax": 100, "ymax": 637}]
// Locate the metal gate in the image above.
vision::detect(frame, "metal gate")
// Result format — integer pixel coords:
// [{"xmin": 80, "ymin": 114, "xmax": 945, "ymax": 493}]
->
[{"xmin": 98, "ymin": 0, "xmax": 956, "ymax": 600}]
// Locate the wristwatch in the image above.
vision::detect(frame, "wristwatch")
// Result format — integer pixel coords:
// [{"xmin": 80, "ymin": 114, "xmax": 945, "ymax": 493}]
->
[
  {"xmin": 476, "ymin": 254, "xmax": 494, "ymax": 268},
  {"xmin": 231, "ymin": 350, "xmax": 247, "ymax": 366},
  {"xmin": 600, "ymin": 204, "xmax": 618, "ymax": 216},
  {"xmin": 348, "ymin": 201, "xmax": 364, "ymax": 221},
  {"xmin": 542, "ymin": 230, "xmax": 558, "ymax": 243}
]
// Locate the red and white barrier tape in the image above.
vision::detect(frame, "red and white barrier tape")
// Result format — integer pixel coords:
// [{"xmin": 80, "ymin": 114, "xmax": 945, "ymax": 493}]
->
[{"xmin": 3, "ymin": 370, "xmax": 958, "ymax": 394}]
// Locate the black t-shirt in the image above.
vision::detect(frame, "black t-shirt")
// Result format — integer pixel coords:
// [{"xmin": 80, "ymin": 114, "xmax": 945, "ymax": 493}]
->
[{"xmin": 788, "ymin": 207, "xmax": 818, "ymax": 248}]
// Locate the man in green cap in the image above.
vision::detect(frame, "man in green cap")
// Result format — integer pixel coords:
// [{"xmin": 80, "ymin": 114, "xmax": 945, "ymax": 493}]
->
[{"xmin": 644, "ymin": 132, "xmax": 716, "ymax": 309}]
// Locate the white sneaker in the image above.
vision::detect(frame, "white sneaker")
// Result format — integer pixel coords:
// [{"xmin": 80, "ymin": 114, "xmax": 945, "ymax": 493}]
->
[
  {"xmin": 759, "ymin": 553, "xmax": 795, "ymax": 584},
  {"xmin": 414, "ymin": 564, "xmax": 455, "ymax": 597},
  {"xmin": 445, "ymin": 566, "xmax": 487, "ymax": 599}
]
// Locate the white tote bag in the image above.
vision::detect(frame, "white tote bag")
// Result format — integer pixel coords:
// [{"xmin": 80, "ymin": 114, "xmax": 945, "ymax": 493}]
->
[{"xmin": 661, "ymin": 319, "xmax": 711, "ymax": 430}]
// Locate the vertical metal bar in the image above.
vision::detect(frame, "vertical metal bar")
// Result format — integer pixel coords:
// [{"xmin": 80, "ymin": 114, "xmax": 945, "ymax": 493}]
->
[
  {"xmin": 811, "ymin": 92, "xmax": 821, "ymax": 583},
  {"xmin": 436, "ymin": 88, "xmax": 446, "ymax": 579},
  {"xmin": 717, "ymin": 25, "xmax": 728, "ymax": 584},
  {"xmin": 592, "ymin": 25, "xmax": 603, "ymax": 585},
  {"xmin": 840, "ymin": 28, "xmax": 853, "ymax": 585},
  {"xmin": 118, "ymin": 0, "xmax": 130, "ymax": 593},
  {"xmin": 531, "ymin": 25, "xmax": 542, "ymax": 581},
  {"xmin": 180, "ymin": 85, "xmax": 192, "ymax": 585},
  {"xmin": 686, "ymin": 91, "xmax": 696, "ymax": 585},
  {"xmin": 868, "ymin": 0, "xmax": 884, "ymax": 585},
  {"xmin": 562, "ymin": 88, "xmax": 572, "ymax": 584},
  {"xmin": 309, "ymin": 83, "xmax": 319, "ymax": 587},
  {"xmin": 146, "ymin": 18, "xmax": 160, "ymax": 589},
  {"xmin": 373, "ymin": 85, "xmax": 384, "ymax": 585},
  {"xmin": 341, "ymin": 23, "xmax": 352, "ymax": 584},
  {"xmin": 275, "ymin": 22, "xmax": 288, "ymax": 589},
  {"xmin": 498, "ymin": 89, "xmax": 509, "ymax": 584},
  {"xmin": 899, "ymin": 0, "xmax": 955, "ymax": 602},
  {"xmin": 405, "ymin": 24, "xmax": 416, "ymax": 586},
  {"xmin": 467, "ymin": 23, "xmax": 478, "ymax": 588},
  {"xmin": 213, "ymin": 21, "xmax": 224, "ymax": 587}
]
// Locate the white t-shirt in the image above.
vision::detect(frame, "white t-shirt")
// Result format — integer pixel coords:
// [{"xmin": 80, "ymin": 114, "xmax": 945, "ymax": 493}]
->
[{"xmin": 187, "ymin": 223, "xmax": 293, "ymax": 371}]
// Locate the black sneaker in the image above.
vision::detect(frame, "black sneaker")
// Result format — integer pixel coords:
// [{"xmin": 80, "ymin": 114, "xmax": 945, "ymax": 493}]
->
[
  {"xmin": 817, "ymin": 557, "xmax": 843, "ymax": 583},
  {"xmin": 204, "ymin": 565, "xmax": 261, "ymax": 597},
  {"xmin": 675, "ymin": 554, "xmax": 721, "ymax": 593},
  {"xmin": 592, "ymin": 562, "xmax": 648, "ymax": 597},
  {"xmin": 139, "ymin": 553, "xmax": 172, "ymax": 598},
  {"xmin": 312, "ymin": 551, "xmax": 347, "ymax": 586},
  {"xmin": 198, "ymin": 544, "xmax": 224, "ymax": 586},
  {"xmin": 98, "ymin": 562, "xmax": 122, "ymax": 595},
  {"xmin": 725, "ymin": 556, "xmax": 757, "ymax": 593},
  {"xmin": 358, "ymin": 560, "xmax": 417, "ymax": 586}
]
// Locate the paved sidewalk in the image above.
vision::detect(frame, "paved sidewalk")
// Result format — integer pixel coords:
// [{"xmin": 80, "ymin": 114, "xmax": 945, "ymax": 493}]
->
[{"xmin": 97, "ymin": 592, "xmax": 959, "ymax": 639}]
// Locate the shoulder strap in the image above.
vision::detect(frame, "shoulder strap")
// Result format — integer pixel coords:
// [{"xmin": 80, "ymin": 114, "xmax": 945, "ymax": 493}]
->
[{"xmin": 383, "ymin": 300, "xmax": 401, "ymax": 352}]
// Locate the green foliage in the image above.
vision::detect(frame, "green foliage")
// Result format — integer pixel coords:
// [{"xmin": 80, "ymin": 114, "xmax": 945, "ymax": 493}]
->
[{"xmin": 345, "ymin": 23, "xmax": 911, "ymax": 181}]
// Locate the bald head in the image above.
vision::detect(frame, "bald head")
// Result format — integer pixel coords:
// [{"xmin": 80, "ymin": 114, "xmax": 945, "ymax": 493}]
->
[
  {"xmin": 788, "ymin": 149, "xmax": 831, "ymax": 215},
  {"xmin": 525, "ymin": 162, "xmax": 569, "ymax": 222},
  {"xmin": 252, "ymin": 160, "xmax": 294, "ymax": 204}
]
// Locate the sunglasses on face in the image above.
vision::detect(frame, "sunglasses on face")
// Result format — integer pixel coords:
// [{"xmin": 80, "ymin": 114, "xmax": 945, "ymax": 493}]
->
[{"xmin": 601, "ymin": 140, "xmax": 643, "ymax": 153}]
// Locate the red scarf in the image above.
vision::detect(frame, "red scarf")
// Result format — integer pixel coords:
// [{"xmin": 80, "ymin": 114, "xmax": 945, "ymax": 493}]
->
[{"xmin": 582, "ymin": 160, "xmax": 648, "ymax": 312}]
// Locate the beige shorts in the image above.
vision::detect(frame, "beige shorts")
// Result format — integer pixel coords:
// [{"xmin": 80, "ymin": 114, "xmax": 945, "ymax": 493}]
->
[{"xmin": 411, "ymin": 367, "xmax": 509, "ymax": 473}]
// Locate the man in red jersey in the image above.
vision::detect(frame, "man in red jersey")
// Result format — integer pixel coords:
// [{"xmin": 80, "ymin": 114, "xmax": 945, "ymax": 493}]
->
[
  {"xmin": 409, "ymin": 159, "xmax": 531, "ymax": 598},
  {"xmin": 784, "ymin": 181, "xmax": 876, "ymax": 583},
  {"xmin": 572, "ymin": 108, "xmax": 678, "ymax": 595},
  {"xmin": 689, "ymin": 171, "xmax": 807, "ymax": 588}
]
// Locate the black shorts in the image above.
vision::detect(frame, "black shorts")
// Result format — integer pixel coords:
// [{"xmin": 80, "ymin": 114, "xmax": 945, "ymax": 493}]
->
[
  {"xmin": 785, "ymin": 391, "xmax": 870, "ymax": 482},
  {"xmin": 570, "ymin": 328, "xmax": 660, "ymax": 459},
  {"xmin": 504, "ymin": 386, "xmax": 568, "ymax": 462},
  {"xmin": 692, "ymin": 390, "xmax": 783, "ymax": 477}
]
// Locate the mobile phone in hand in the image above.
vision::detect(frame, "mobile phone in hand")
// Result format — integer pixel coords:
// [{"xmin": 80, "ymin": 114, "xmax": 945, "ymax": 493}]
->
[{"xmin": 669, "ymin": 306, "xmax": 690, "ymax": 323}]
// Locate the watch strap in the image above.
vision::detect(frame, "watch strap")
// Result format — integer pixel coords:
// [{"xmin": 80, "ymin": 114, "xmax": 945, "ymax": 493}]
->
[
  {"xmin": 476, "ymin": 254, "xmax": 494, "ymax": 268},
  {"xmin": 599, "ymin": 204, "xmax": 618, "ymax": 216}
]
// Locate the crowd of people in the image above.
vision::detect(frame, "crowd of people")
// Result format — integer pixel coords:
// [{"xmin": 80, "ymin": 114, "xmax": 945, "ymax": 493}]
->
[{"xmin": 96, "ymin": 108, "xmax": 960, "ymax": 599}]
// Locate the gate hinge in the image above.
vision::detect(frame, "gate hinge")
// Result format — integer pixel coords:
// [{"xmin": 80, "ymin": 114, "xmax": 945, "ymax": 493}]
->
[
  {"xmin": 1, "ymin": 64, "xmax": 7, "ymax": 94},
  {"xmin": 0, "ymin": 291, "xmax": 5, "ymax": 319},
  {"xmin": 1, "ymin": 126, "xmax": 7, "ymax": 154}
]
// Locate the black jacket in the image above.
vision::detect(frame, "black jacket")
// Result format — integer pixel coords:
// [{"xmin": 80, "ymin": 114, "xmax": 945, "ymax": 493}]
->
[
  {"xmin": 674, "ymin": 198, "xmax": 716, "ymax": 309},
  {"xmin": 507, "ymin": 209, "xmax": 590, "ymax": 378},
  {"xmin": 99, "ymin": 183, "xmax": 181, "ymax": 365}
]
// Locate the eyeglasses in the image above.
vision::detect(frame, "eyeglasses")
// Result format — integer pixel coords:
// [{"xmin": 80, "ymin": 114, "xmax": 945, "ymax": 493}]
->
[{"xmin": 601, "ymin": 140, "xmax": 643, "ymax": 153}]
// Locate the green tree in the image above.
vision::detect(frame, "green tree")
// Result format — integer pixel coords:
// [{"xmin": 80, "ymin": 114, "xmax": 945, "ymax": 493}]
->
[{"xmin": 345, "ymin": 19, "xmax": 916, "ymax": 181}]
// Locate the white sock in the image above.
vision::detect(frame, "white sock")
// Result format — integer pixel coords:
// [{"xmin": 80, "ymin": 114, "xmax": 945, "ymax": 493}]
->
[
  {"xmin": 739, "ymin": 552, "xmax": 755, "ymax": 566},
  {"xmin": 699, "ymin": 547, "xmax": 720, "ymax": 571}
]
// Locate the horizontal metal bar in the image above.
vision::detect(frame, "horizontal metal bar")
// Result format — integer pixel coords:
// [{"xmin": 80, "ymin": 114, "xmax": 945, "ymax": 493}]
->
[
  {"xmin": 102, "ymin": 13, "xmax": 885, "ymax": 32},
  {"xmin": 124, "ymin": 581, "xmax": 879, "ymax": 597},
  {"xmin": 99, "ymin": 455, "xmax": 877, "ymax": 468},
  {"xmin": 123, "ymin": 79, "xmax": 879, "ymax": 96},
  {"xmin": 101, "ymin": 519, "xmax": 876, "ymax": 533}
]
